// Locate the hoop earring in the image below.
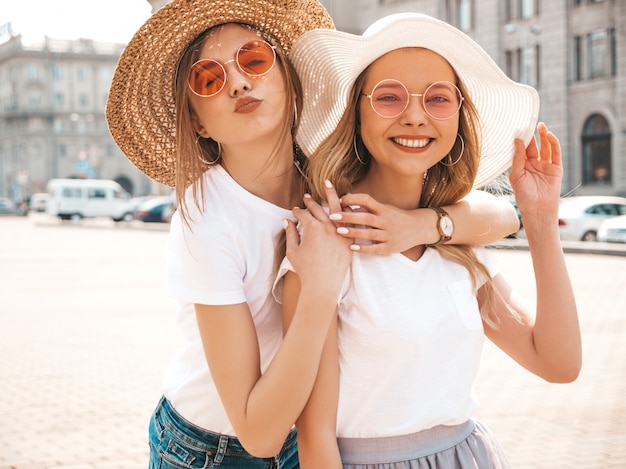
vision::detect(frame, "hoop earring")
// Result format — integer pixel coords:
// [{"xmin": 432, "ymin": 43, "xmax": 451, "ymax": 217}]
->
[
  {"xmin": 353, "ymin": 134, "xmax": 367, "ymax": 165},
  {"xmin": 440, "ymin": 134, "xmax": 465, "ymax": 166},
  {"xmin": 293, "ymin": 101, "xmax": 298, "ymax": 128},
  {"xmin": 196, "ymin": 136, "xmax": 221, "ymax": 166}
]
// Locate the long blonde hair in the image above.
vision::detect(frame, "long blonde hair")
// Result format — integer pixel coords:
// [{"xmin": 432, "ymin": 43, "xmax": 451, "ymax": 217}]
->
[
  {"xmin": 173, "ymin": 23, "xmax": 305, "ymax": 226},
  {"xmin": 307, "ymin": 65, "xmax": 500, "ymax": 327}
]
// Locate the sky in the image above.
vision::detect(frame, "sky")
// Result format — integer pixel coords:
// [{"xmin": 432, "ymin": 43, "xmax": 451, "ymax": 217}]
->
[{"xmin": 0, "ymin": 0, "xmax": 153, "ymax": 44}]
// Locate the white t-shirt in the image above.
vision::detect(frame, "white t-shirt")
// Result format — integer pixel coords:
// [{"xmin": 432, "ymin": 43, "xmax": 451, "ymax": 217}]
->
[
  {"xmin": 164, "ymin": 165, "xmax": 293, "ymax": 436},
  {"xmin": 275, "ymin": 246, "xmax": 498, "ymax": 438}
]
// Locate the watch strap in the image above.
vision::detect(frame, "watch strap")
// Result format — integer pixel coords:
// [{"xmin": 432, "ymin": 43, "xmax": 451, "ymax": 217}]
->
[{"xmin": 426, "ymin": 206, "xmax": 452, "ymax": 247}]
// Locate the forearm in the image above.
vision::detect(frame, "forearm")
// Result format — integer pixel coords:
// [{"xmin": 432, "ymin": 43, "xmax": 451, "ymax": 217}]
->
[
  {"xmin": 241, "ymin": 285, "xmax": 339, "ymax": 454},
  {"xmin": 525, "ymin": 216, "xmax": 581, "ymax": 382},
  {"xmin": 443, "ymin": 190, "xmax": 519, "ymax": 245},
  {"xmin": 295, "ymin": 315, "xmax": 342, "ymax": 469}
]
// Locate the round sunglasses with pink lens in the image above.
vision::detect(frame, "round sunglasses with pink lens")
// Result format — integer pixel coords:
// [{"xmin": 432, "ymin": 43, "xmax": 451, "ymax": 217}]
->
[{"xmin": 362, "ymin": 79, "xmax": 463, "ymax": 120}]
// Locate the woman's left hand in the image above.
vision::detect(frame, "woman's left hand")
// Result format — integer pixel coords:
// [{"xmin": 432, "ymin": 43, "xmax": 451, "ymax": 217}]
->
[
  {"xmin": 509, "ymin": 122, "xmax": 563, "ymax": 224},
  {"xmin": 327, "ymin": 192, "xmax": 423, "ymax": 254}
]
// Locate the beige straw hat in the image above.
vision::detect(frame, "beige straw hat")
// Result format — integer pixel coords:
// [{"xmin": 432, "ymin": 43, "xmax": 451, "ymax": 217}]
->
[
  {"xmin": 291, "ymin": 13, "xmax": 540, "ymax": 188},
  {"xmin": 106, "ymin": 0, "xmax": 334, "ymax": 187}
]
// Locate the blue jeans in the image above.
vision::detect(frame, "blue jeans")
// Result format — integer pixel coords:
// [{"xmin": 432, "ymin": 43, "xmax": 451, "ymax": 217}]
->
[{"xmin": 149, "ymin": 396, "xmax": 299, "ymax": 468}]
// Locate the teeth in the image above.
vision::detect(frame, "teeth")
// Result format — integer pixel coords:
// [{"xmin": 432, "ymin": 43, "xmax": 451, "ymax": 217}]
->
[{"xmin": 393, "ymin": 137, "xmax": 430, "ymax": 148}]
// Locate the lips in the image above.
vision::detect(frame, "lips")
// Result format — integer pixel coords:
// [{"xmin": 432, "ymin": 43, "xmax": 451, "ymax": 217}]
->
[
  {"xmin": 235, "ymin": 97, "xmax": 262, "ymax": 113},
  {"xmin": 392, "ymin": 137, "xmax": 431, "ymax": 148}
]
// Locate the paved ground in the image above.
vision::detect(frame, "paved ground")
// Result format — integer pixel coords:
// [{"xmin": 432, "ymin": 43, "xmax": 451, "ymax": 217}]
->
[{"xmin": 0, "ymin": 214, "xmax": 625, "ymax": 468}]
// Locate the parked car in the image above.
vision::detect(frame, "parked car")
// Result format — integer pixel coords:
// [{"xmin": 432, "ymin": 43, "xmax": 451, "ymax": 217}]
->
[
  {"xmin": 597, "ymin": 214, "xmax": 626, "ymax": 243},
  {"xmin": 29, "ymin": 193, "xmax": 50, "ymax": 212},
  {"xmin": 46, "ymin": 178, "xmax": 135, "ymax": 222},
  {"xmin": 133, "ymin": 196, "xmax": 175, "ymax": 223},
  {"xmin": 558, "ymin": 196, "xmax": 626, "ymax": 242},
  {"xmin": 0, "ymin": 197, "xmax": 16, "ymax": 215}
]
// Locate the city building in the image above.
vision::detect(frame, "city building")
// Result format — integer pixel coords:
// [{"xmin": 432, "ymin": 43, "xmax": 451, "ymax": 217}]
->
[
  {"xmin": 0, "ymin": 33, "xmax": 157, "ymax": 202},
  {"xmin": 0, "ymin": 0, "xmax": 623, "ymax": 203}
]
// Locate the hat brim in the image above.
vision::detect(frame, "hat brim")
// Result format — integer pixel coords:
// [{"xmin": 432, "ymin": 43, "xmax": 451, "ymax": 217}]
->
[
  {"xmin": 106, "ymin": 0, "xmax": 334, "ymax": 187},
  {"xmin": 291, "ymin": 13, "xmax": 539, "ymax": 188}
]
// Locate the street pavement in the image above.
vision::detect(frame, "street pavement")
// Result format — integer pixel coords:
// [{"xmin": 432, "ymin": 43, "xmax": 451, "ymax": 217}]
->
[{"xmin": 1, "ymin": 214, "xmax": 625, "ymax": 468}]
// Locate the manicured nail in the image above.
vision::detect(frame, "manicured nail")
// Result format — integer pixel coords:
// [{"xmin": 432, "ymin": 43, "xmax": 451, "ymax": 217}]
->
[
  {"xmin": 337, "ymin": 227, "xmax": 349, "ymax": 235},
  {"xmin": 282, "ymin": 219, "xmax": 288, "ymax": 229},
  {"xmin": 325, "ymin": 180, "xmax": 333, "ymax": 188},
  {"xmin": 303, "ymin": 193, "xmax": 311, "ymax": 199},
  {"xmin": 329, "ymin": 213, "xmax": 342, "ymax": 221},
  {"xmin": 350, "ymin": 244, "xmax": 361, "ymax": 251}
]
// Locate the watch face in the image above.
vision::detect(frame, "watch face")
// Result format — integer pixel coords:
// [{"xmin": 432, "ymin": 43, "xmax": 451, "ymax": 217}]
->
[{"xmin": 440, "ymin": 216, "xmax": 454, "ymax": 237}]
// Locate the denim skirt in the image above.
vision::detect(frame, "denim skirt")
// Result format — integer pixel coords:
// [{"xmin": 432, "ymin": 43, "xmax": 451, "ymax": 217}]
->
[
  {"xmin": 149, "ymin": 396, "xmax": 298, "ymax": 469},
  {"xmin": 338, "ymin": 419, "xmax": 510, "ymax": 469}
]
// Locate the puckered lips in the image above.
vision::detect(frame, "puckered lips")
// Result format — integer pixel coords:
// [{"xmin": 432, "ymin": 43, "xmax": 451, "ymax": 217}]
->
[{"xmin": 235, "ymin": 96, "xmax": 262, "ymax": 113}]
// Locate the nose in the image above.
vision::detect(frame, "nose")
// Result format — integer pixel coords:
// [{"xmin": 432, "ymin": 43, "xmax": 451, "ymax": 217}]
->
[
  {"xmin": 223, "ymin": 60, "xmax": 252, "ymax": 97},
  {"xmin": 400, "ymin": 93, "xmax": 428, "ymax": 125}
]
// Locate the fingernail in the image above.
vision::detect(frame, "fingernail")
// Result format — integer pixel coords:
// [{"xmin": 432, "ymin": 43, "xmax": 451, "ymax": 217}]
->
[
  {"xmin": 329, "ymin": 213, "xmax": 342, "ymax": 221},
  {"xmin": 337, "ymin": 227, "xmax": 349, "ymax": 234},
  {"xmin": 303, "ymin": 193, "xmax": 311, "ymax": 199},
  {"xmin": 324, "ymin": 179, "xmax": 333, "ymax": 188},
  {"xmin": 282, "ymin": 219, "xmax": 289, "ymax": 229},
  {"xmin": 350, "ymin": 244, "xmax": 361, "ymax": 251}
]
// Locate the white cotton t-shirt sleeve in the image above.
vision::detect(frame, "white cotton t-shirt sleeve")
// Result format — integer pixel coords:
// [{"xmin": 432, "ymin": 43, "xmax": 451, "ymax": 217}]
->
[{"xmin": 167, "ymin": 209, "xmax": 246, "ymax": 306}]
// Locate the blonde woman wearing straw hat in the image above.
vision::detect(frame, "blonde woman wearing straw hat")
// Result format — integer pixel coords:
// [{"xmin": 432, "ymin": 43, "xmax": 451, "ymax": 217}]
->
[
  {"xmin": 106, "ymin": 1, "xmax": 522, "ymax": 466},
  {"xmin": 276, "ymin": 13, "xmax": 582, "ymax": 468}
]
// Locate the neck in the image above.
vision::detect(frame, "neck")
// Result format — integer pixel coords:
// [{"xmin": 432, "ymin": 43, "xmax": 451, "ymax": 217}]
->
[
  {"xmin": 220, "ymin": 138, "xmax": 302, "ymax": 209},
  {"xmin": 354, "ymin": 167, "xmax": 424, "ymax": 210}
]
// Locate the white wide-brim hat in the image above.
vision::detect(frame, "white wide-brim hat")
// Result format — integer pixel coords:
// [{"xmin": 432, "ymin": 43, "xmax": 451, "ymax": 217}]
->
[{"xmin": 291, "ymin": 13, "xmax": 540, "ymax": 188}]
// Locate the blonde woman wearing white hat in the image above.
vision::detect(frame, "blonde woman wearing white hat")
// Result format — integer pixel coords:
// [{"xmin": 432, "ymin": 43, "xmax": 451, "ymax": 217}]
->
[
  {"xmin": 106, "ymin": 0, "xmax": 523, "ymax": 466},
  {"xmin": 277, "ymin": 13, "xmax": 582, "ymax": 468}
]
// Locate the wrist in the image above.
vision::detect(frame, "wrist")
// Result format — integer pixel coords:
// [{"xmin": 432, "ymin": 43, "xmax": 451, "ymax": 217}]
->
[{"xmin": 425, "ymin": 206, "xmax": 454, "ymax": 246}]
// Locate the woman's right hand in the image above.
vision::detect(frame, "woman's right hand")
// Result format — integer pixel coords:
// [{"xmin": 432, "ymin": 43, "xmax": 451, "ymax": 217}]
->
[{"xmin": 283, "ymin": 181, "xmax": 352, "ymax": 296}]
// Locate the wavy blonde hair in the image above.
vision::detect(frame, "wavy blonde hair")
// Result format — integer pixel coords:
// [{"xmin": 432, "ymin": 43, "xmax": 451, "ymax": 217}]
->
[
  {"xmin": 307, "ymin": 64, "xmax": 500, "ymax": 327},
  {"xmin": 173, "ymin": 24, "xmax": 305, "ymax": 226}
]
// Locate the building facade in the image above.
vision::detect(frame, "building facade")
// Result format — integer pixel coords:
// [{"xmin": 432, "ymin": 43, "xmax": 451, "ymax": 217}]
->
[
  {"xmin": 0, "ymin": 35, "xmax": 156, "ymax": 202},
  {"xmin": 0, "ymin": 0, "xmax": 623, "ymax": 202}
]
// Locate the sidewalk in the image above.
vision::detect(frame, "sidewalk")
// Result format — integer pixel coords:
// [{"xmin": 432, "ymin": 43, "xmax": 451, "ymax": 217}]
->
[{"xmin": 0, "ymin": 217, "xmax": 625, "ymax": 468}]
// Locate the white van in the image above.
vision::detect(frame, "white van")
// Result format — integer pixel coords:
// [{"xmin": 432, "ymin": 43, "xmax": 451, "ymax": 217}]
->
[{"xmin": 46, "ymin": 179, "xmax": 135, "ymax": 222}]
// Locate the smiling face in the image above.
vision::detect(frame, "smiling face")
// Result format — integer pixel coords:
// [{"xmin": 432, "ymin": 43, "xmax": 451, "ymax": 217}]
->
[
  {"xmin": 188, "ymin": 24, "xmax": 288, "ymax": 149},
  {"xmin": 358, "ymin": 47, "xmax": 460, "ymax": 185}
]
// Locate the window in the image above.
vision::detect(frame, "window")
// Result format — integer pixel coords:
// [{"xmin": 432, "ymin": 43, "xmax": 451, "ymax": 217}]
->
[
  {"xmin": 88, "ymin": 188, "xmax": 106, "ymax": 199},
  {"xmin": 520, "ymin": 0, "xmax": 537, "ymax": 19},
  {"xmin": 610, "ymin": 28, "xmax": 616, "ymax": 76},
  {"xmin": 587, "ymin": 30, "xmax": 607, "ymax": 79},
  {"xmin": 28, "ymin": 65, "xmax": 40, "ymax": 81},
  {"xmin": 52, "ymin": 65, "xmax": 63, "ymax": 81},
  {"xmin": 582, "ymin": 114, "xmax": 611, "ymax": 185},
  {"xmin": 573, "ymin": 36, "xmax": 582, "ymax": 81},
  {"xmin": 457, "ymin": 0, "xmax": 472, "ymax": 31},
  {"xmin": 505, "ymin": 0, "xmax": 538, "ymax": 20},
  {"xmin": 28, "ymin": 92, "xmax": 42, "ymax": 108},
  {"xmin": 506, "ymin": 45, "xmax": 540, "ymax": 87},
  {"xmin": 78, "ymin": 67, "xmax": 88, "ymax": 81},
  {"xmin": 574, "ymin": 29, "xmax": 616, "ymax": 81},
  {"xmin": 445, "ymin": 0, "xmax": 473, "ymax": 31},
  {"xmin": 53, "ymin": 93, "xmax": 65, "ymax": 107},
  {"xmin": 520, "ymin": 45, "xmax": 540, "ymax": 87},
  {"xmin": 63, "ymin": 187, "xmax": 82, "ymax": 198}
]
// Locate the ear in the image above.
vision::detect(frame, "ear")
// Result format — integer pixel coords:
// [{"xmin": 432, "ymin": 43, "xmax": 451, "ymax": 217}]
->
[{"xmin": 191, "ymin": 112, "xmax": 210, "ymax": 138}]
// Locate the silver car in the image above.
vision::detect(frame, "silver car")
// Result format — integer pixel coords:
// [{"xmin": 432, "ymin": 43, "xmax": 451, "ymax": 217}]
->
[
  {"xmin": 558, "ymin": 196, "xmax": 626, "ymax": 242},
  {"xmin": 597, "ymin": 214, "xmax": 626, "ymax": 243}
]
